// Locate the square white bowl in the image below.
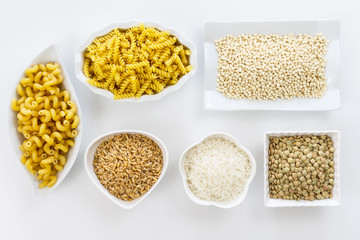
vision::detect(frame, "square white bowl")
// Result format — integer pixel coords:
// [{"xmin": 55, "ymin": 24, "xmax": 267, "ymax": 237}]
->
[
  {"xmin": 264, "ymin": 131, "xmax": 340, "ymax": 207},
  {"xmin": 9, "ymin": 44, "xmax": 83, "ymax": 201},
  {"xmin": 204, "ymin": 20, "xmax": 341, "ymax": 111},
  {"xmin": 84, "ymin": 130, "xmax": 168, "ymax": 209},
  {"xmin": 75, "ymin": 21, "xmax": 197, "ymax": 102}
]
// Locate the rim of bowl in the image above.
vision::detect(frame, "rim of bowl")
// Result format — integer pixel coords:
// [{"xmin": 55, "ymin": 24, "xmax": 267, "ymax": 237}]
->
[
  {"xmin": 75, "ymin": 21, "xmax": 198, "ymax": 102},
  {"xmin": 8, "ymin": 44, "xmax": 83, "ymax": 201},
  {"xmin": 84, "ymin": 129, "xmax": 168, "ymax": 209},
  {"xmin": 179, "ymin": 132, "xmax": 256, "ymax": 208}
]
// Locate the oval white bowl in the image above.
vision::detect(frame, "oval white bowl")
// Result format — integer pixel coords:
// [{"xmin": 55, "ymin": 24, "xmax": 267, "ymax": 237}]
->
[
  {"xmin": 9, "ymin": 44, "xmax": 83, "ymax": 201},
  {"xmin": 179, "ymin": 132, "xmax": 256, "ymax": 208},
  {"xmin": 84, "ymin": 130, "xmax": 168, "ymax": 209},
  {"xmin": 75, "ymin": 21, "xmax": 198, "ymax": 102}
]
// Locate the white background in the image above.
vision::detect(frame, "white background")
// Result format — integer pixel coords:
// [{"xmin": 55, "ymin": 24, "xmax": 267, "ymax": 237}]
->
[{"xmin": 1, "ymin": 0, "xmax": 359, "ymax": 239}]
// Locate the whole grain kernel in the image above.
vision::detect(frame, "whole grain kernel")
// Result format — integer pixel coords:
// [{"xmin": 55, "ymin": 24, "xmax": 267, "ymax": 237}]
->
[{"xmin": 93, "ymin": 134, "xmax": 163, "ymax": 201}]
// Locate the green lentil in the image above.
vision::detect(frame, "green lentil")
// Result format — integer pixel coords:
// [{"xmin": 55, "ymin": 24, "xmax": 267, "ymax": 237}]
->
[{"xmin": 268, "ymin": 134, "xmax": 335, "ymax": 201}]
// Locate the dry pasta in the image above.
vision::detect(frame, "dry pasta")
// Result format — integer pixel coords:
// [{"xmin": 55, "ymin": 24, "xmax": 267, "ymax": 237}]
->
[
  {"xmin": 11, "ymin": 63, "xmax": 79, "ymax": 188},
  {"xmin": 83, "ymin": 23, "xmax": 193, "ymax": 99}
]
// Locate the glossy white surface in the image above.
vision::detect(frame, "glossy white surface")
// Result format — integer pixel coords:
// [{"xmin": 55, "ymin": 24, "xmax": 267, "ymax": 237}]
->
[
  {"xmin": 179, "ymin": 132, "xmax": 256, "ymax": 208},
  {"xmin": 1, "ymin": 0, "xmax": 359, "ymax": 239},
  {"xmin": 75, "ymin": 21, "xmax": 197, "ymax": 102},
  {"xmin": 84, "ymin": 130, "xmax": 168, "ymax": 209}
]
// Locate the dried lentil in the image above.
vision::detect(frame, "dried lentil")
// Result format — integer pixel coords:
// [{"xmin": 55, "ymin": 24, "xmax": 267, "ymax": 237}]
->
[{"xmin": 268, "ymin": 135, "xmax": 335, "ymax": 201}]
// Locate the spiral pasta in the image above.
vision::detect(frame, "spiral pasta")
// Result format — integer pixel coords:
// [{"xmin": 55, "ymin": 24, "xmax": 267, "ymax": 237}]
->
[
  {"xmin": 83, "ymin": 23, "xmax": 193, "ymax": 99},
  {"xmin": 11, "ymin": 63, "xmax": 79, "ymax": 188}
]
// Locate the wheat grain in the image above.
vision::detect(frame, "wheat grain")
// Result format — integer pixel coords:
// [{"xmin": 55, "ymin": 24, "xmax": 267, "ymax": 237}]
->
[{"xmin": 93, "ymin": 134, "xmax": 163, "ymax": 201}]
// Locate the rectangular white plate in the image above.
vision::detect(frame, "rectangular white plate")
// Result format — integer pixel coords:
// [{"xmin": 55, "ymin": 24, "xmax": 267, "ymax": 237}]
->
[{"xmin": 204, "ymin": 20, "xmax": 341, "ymax": 111}]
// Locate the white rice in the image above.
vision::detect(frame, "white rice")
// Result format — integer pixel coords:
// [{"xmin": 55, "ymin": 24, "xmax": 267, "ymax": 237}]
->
[{"xmin": 184, "ymin": 136, "xmax": 252, "ymax": 202}]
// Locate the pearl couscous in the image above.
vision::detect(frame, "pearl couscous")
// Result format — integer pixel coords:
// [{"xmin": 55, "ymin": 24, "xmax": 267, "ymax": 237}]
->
[{"xmin": 215, "ymin": 34, "xmax": 329, "ymax": 100}]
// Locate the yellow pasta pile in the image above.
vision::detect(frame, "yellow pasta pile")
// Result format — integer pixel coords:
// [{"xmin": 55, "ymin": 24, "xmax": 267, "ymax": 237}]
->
[
  {"xmin": 11, "ymin": 63, "xmax": 79, "ymax": 188},
  {"xmin": 83, "ymin": 24, "xmax": 193, "ymax": 99}
]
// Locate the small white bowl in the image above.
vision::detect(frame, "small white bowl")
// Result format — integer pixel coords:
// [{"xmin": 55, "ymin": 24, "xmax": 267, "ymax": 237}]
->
[
  {"xmin": 179, "ymin": 132, "xmax": 256, "ymax": 208},
  {"xmin": 75, "ymin": 21, "xmax": 198, "ymax": 102},
  {"xmin": 9, "ymin": 44, "xmax": 83, "ymax": 201},
  {"xmin": 84, "ymin": 130, "xmax": 168, "ymax": 209},
  {"xmin": 264, "ymin": 131, "xmax": 341, "ymax": 207}
]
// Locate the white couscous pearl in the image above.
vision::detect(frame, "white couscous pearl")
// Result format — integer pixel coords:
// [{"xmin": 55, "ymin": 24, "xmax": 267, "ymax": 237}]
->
[{"xmin": 215, "ymin": 34, "xmax": 329, "ymax": 100}]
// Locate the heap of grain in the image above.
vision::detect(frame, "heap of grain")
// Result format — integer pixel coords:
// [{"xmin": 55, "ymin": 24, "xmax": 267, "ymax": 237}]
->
[
  {"xmin": 93, "ymin": 134, "xmax": 163, "ymax": 201},
  {"xmin": 184, "ymin": 136, "xmax": 252, "ymax": 202}
]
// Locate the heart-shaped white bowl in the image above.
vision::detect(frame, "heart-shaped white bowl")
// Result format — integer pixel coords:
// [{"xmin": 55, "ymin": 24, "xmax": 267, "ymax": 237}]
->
[
  {"xmin": 75, "ymin": 21, "xmax": 198, "ymax": 102},
  {"xmin": 179, "ymin": 132, "xmax": 256, "ymax": 208},
  {"xmin": 9, "ymin": 44, "xmax": 83, "ymax": 201},
  {"xmin": 84, "ymin": 130, "xmax": 168, "ymax": 209}
]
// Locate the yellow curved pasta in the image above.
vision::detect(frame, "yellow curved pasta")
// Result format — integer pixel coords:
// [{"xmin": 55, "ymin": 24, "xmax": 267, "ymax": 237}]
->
[
  {"xmin": 83, "ymin": 23, "xmax": 193, "ymax": 100},
  {"xmin": 71, "ymin": 116, "xmax": 80, "ymax": 129},
  {"xmin": 39, "ymin": 110, "xmax": 51, "ymax": 123},
  {"xmin": 11, "ymin": 63, "xmax": 79, "ymax": 188}
]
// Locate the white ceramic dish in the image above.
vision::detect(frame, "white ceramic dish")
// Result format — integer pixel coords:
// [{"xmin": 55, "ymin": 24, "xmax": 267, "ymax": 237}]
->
[
  {"xmin": 204, "ymin": 20, "xmax": 341, "ymax": 111},
  {"xmin": 84, "ymin": 130, "xmax": 168, "ymax": 209},
  {"xmin": 75, "ymin": 21, "xmax": 197, "ymax": 102},
  {"xmin": 179, "ymin": 132, "xmax": 256, "ymax": 208},
  {"xmin": 9, "ymin": 44, "xmax": 83, "ymax": 201},
  {"xmin": 264, "ymin": 131, "xmax": 340, "ymax": 207}
]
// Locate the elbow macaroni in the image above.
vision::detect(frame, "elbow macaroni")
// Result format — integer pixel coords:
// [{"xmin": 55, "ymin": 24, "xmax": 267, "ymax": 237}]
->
[
  {"xmin": 11, "ymin": 62, "xmax": 79, "ymax": 188},
  {"xmin": 83, "ymin": 23, "xmax": 193, "ymax": 100}
]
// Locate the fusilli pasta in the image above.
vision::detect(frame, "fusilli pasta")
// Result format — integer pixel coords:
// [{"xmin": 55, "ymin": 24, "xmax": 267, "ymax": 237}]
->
[{"xmin": 83, "ymin": 23, "xmax": 193, "ymax": 99}]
